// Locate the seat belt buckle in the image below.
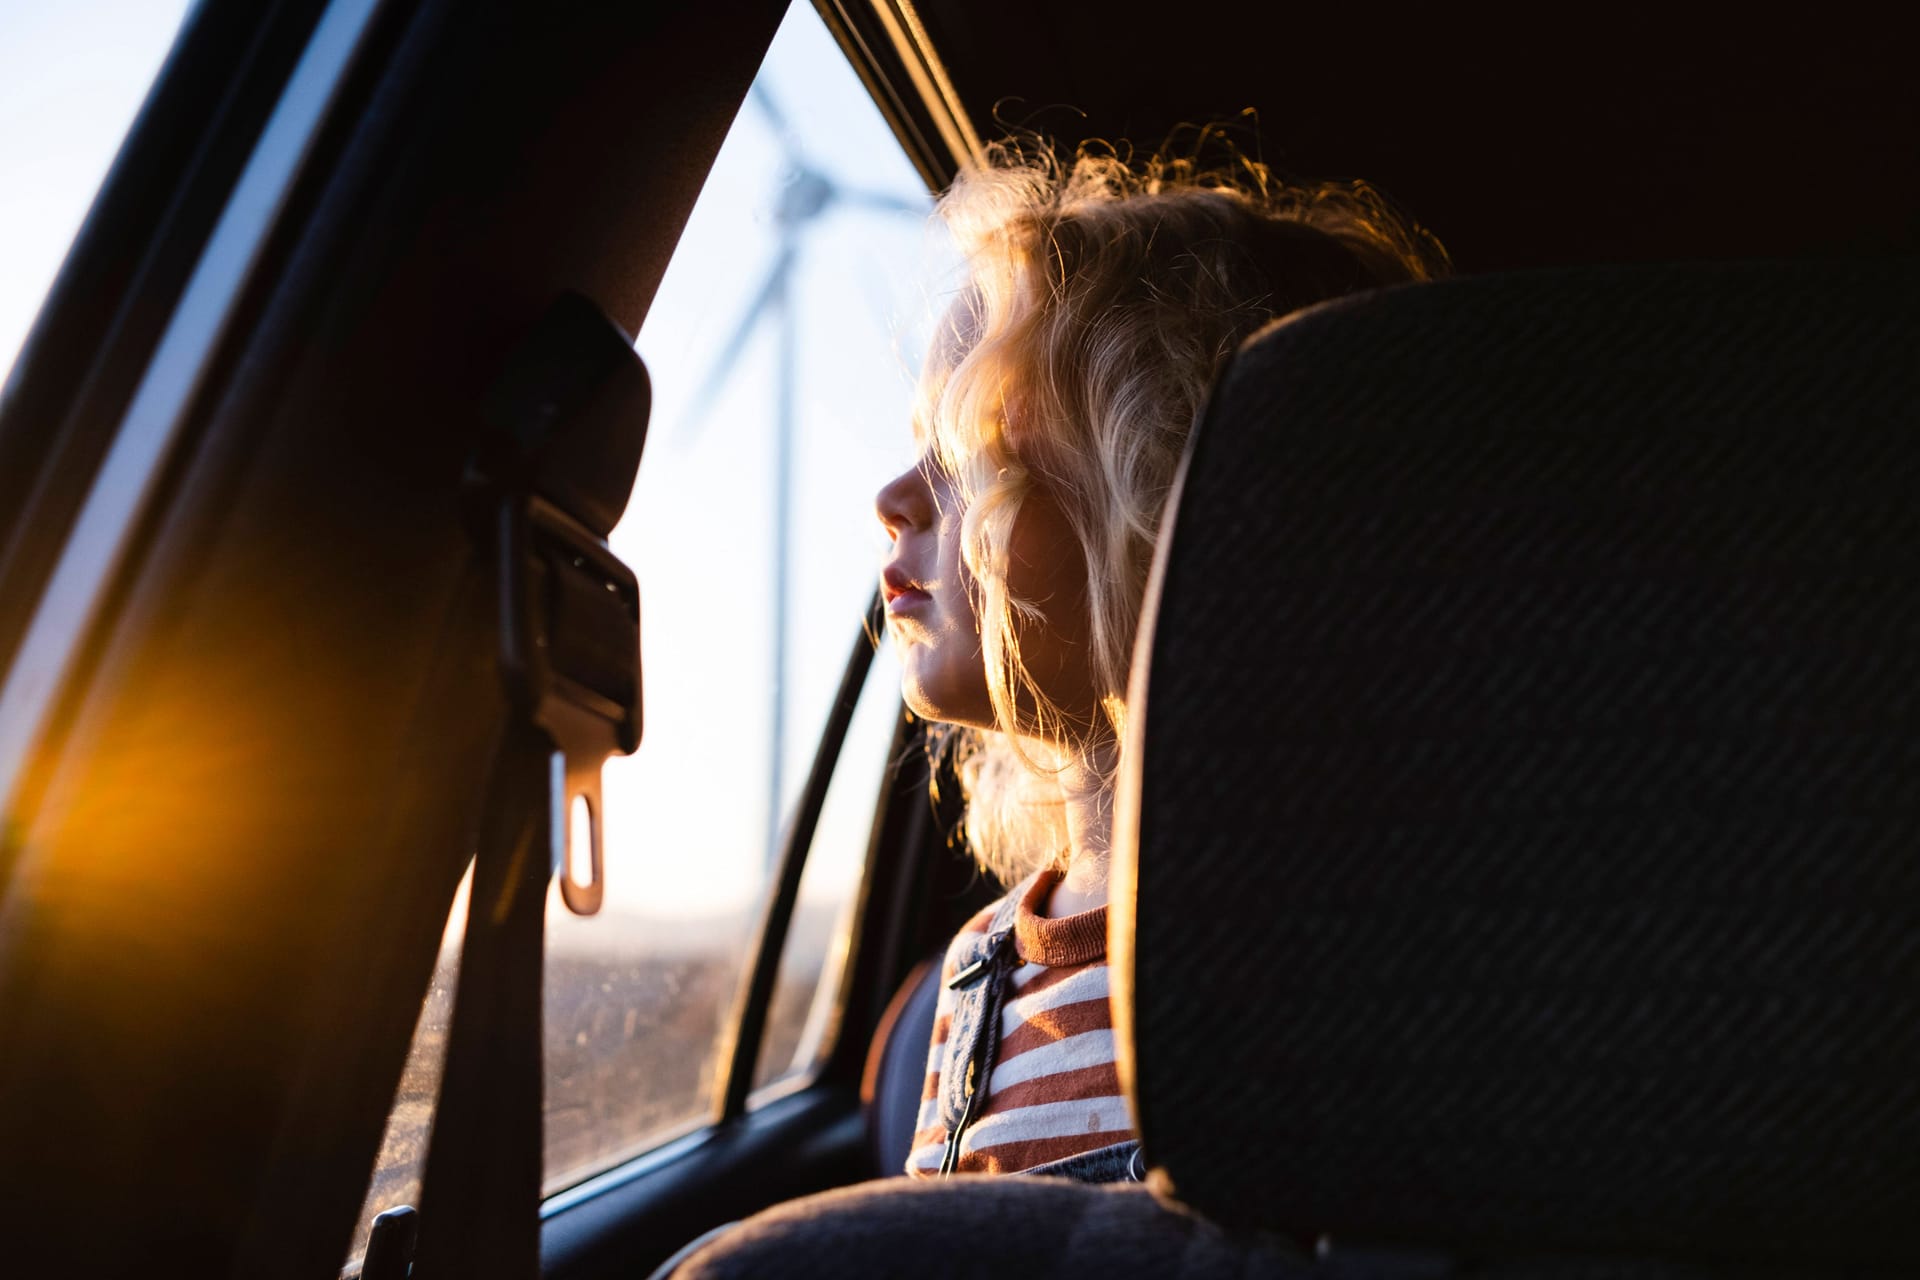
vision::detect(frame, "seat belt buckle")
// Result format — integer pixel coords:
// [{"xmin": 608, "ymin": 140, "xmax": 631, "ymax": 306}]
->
[{"xmin": 496, "ymin": 493, "xmax": 641, "ymax": 916}]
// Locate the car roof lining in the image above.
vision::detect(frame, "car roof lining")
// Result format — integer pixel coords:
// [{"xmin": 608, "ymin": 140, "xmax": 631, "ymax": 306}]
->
[{"xmin": 904, "ymin": 2, "xmax": 1920, "ymax": 270}]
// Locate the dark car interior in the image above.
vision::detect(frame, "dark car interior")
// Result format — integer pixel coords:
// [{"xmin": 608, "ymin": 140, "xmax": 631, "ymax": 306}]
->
[{"xmin": 0, "ymin": 2, "xmax": 1915, "ymax": 1277}]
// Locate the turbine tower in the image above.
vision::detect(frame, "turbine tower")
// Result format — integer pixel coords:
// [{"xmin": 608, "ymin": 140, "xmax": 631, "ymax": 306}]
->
[{"xmin": 676, "ymin": 83, "xmax": 923, "ymax": 865}]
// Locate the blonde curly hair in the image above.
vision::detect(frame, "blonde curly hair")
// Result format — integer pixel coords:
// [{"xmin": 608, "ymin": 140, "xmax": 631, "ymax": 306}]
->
[{"xmin": 916, "ymin": 135, "xmax": 1448, "ymax": 885}]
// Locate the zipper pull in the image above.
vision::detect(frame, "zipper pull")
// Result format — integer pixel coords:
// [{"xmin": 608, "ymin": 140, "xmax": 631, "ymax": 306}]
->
[{"xmin": 947, "ymin": 930, "xmax": 1014, "ymax": 989}]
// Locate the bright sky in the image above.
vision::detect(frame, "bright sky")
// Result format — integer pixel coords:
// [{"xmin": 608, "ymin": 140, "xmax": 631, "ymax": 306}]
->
[
  {"xmin": 0, "ymin": 1, "xmax": 952, "ymax": 942},
  {"xmin": 0, "ymin": 0, "xmax": 193, "ymax": 383}
]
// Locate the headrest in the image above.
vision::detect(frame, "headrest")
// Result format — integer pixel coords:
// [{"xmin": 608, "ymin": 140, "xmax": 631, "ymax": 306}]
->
[{"xmin": 1112, "ymin": 260, "xmax": 1920, "ymax": 1268}]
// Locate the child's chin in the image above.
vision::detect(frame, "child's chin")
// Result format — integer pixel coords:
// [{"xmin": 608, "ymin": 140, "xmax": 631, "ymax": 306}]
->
[{"xmin": 900, "ymin": 671, "xmax": 991, "ymax": 732}]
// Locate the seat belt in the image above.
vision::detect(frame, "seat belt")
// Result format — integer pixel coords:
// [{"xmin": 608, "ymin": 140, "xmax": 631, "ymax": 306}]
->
[{"xmin": 409, "ymin": 293, "xmax": 649, "ymax": 1280}]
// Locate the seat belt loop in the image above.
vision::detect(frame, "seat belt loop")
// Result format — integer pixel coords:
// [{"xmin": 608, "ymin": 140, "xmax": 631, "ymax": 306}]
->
[
  {"xmin": 476, "ymin": 290, "xmax": 650, "ymax": 917},
  {"xmin": 494, "ymin": 491, "xmax": 640, "ymax": 915}
]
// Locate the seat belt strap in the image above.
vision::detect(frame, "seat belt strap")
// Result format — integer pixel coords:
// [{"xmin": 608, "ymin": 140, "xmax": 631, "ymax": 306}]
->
[
  {"xmin": 411, "ymin": 721, "xmax": 551, "ymax": 1279},
  {"xmin": 410, "ymin": 293, "xmax": 649, "ymax": 1279}
]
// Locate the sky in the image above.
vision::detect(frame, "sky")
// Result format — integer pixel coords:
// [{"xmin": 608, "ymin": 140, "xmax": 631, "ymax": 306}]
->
[{"xmin": 0, "ymin": 0, "xmax": 193, "ymax": 380}]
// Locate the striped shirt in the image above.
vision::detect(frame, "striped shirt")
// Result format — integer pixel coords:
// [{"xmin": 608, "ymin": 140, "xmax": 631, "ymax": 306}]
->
[{"xmin": 905, "ymin": 869, "xmax": 1133, "ymax": 1176}]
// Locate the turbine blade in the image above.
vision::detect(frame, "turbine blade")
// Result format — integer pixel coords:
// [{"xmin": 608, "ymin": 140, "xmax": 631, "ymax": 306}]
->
[
  {"xmin": 749, "ymin": 82, "xmax": 798, "ymax": 152},
  {"xmin": 672, "ymin": 242, "xmax": 797, "ymax": 443},
  {"xmin": 834, "ymin": 185, "xmax": 928, "ymax": 217}
]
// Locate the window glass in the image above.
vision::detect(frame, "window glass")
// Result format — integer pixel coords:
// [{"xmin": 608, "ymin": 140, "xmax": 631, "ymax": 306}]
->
[
  {"xmin": 0, "ymin": 1, "xmax": 192, "ymax": 384},
  {"xmin": 541, "ymin": 3, "xmax": 948, "ymax": 1194},
  {"xmin": 753, "ymin": 638, "xmax": 905, "ymax": 1095},
  {"xmin": 342, "ymin": 862, "xmax": 472, "ymax": 1275}
]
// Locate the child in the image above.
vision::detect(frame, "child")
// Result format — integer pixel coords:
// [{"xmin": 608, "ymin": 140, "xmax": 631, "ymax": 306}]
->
[{"xmin": 874, "ymin": 137, "xmax": 1447, "ymax": 1181}]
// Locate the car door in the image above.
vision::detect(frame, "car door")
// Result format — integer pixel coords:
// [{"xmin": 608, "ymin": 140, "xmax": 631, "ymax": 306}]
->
[{"xmin": 0, "ymin": 1, "xmax": 990, "ymax": 1274}]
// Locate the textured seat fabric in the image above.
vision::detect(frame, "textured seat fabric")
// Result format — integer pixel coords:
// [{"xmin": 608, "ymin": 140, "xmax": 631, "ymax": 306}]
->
[
  {"xmin": 1115, "ymin": 260, "xmax": 1920, "ymax": 1268},
  {"xmin": 671, "ymin": 1177, "xmax": 1309, "ymax": 1279},
  {"xmin": 665, "ymin": 1183, "xmax": 1861, "ymax": 1278}
]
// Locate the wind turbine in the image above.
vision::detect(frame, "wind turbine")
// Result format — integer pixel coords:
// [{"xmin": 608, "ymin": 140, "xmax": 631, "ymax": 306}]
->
[{"xmin": 676, "ymin": 82, "xmax": 924, "ymax": 865}]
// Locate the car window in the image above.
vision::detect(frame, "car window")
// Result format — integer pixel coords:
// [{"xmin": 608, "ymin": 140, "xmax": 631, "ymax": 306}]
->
[
  {"xmin": 538, "ymin": 3, "xmax": 942, "ymax": 1193},
  {"xmin": 0, "ymin": 1, "xmax": 192, "ymax": 384},
  {"xmin": 342, "ymin": 1, "xmax": 947, "ymax": 1224},
  {"xmin": 343, "ymin": 864, "xmax": 472, "ymax": 1274},
  {"xmin": 752, "ymin": 636, "xmax": 904, "ymax": 1096}
]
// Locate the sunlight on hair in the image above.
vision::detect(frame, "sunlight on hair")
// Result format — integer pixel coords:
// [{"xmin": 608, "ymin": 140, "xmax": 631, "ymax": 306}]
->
[{"xmin": 919, "ymin": 131, "xmax": 1447, "ymax": 884}]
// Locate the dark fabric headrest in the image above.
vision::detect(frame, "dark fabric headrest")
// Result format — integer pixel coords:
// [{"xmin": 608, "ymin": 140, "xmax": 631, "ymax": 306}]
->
[{"xmin": 1111, "ymin": 260, "xmax": 1920, "ymax": 1268}]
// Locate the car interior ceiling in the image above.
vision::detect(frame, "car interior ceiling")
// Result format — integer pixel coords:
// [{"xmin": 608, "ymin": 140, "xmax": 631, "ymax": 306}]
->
[
  {"xmin": 0, "ymin": 1, "xmax": 1914, "ymax": 1277},
  {"xmin": 909, "ymin": 4, "xmax": 1920, "ymax": 270}
]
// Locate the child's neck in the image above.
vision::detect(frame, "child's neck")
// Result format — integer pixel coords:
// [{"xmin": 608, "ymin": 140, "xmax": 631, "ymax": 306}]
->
[{"xmin": 1044, "ymin": 739, "xmax": 1115, "ymax": 917}]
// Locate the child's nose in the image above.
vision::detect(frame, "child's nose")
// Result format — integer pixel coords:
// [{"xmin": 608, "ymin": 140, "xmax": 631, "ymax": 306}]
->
[{"xmin": 874, "ymin": 461, "xmax": 933, "ymax": 538}]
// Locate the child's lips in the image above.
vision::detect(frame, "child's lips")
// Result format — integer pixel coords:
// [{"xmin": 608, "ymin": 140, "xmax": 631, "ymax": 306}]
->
[
  {"xmin": 885, "ymin": 585, "xmax": 933, "ymax": 614},
  {"xmin": 882, "ymin": 563, "xmax": 930, "ymax": 612}
]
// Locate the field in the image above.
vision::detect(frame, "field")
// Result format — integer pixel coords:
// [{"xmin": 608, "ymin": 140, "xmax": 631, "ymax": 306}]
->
[{"xmin": 344, "ymin": 910, "xmax": 830, "ymax": 1267}]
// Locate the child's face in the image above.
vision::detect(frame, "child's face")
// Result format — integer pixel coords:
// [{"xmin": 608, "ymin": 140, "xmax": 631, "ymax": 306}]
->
[
  {"xmin": 874, "ymin": 454, "xmax": 1099, "ymax": 738},
  {"xmin": 876, "ymin": 453, "xmax": 990, "ymax": 728}
]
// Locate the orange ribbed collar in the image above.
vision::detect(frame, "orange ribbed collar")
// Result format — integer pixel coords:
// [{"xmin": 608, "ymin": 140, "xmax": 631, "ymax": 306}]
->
[{"xmin": 1012, "ymin": 869, "xmax": 1108, "ymax": 968}]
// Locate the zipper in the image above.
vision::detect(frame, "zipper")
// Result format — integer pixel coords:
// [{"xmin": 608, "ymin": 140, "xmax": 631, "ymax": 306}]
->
[{"xmin": 937, "ymin": 1058, "xmax": 979, "ymax": 1175}]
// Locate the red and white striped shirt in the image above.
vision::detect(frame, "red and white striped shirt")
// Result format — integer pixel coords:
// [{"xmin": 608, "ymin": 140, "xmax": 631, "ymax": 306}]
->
[{"xmin": 905, "ymin": 870, "xmax": 1133, "ymax": 1176}]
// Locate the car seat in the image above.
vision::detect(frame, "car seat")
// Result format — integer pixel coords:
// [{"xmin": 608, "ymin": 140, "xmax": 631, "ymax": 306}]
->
[
  {"xmin": 862, "ymin": 955, "xmax": 942, "ymax": 1176},
  {"xmin": 674, "ymin": 259, "xmax": 1920, "ymax": 1276}
]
